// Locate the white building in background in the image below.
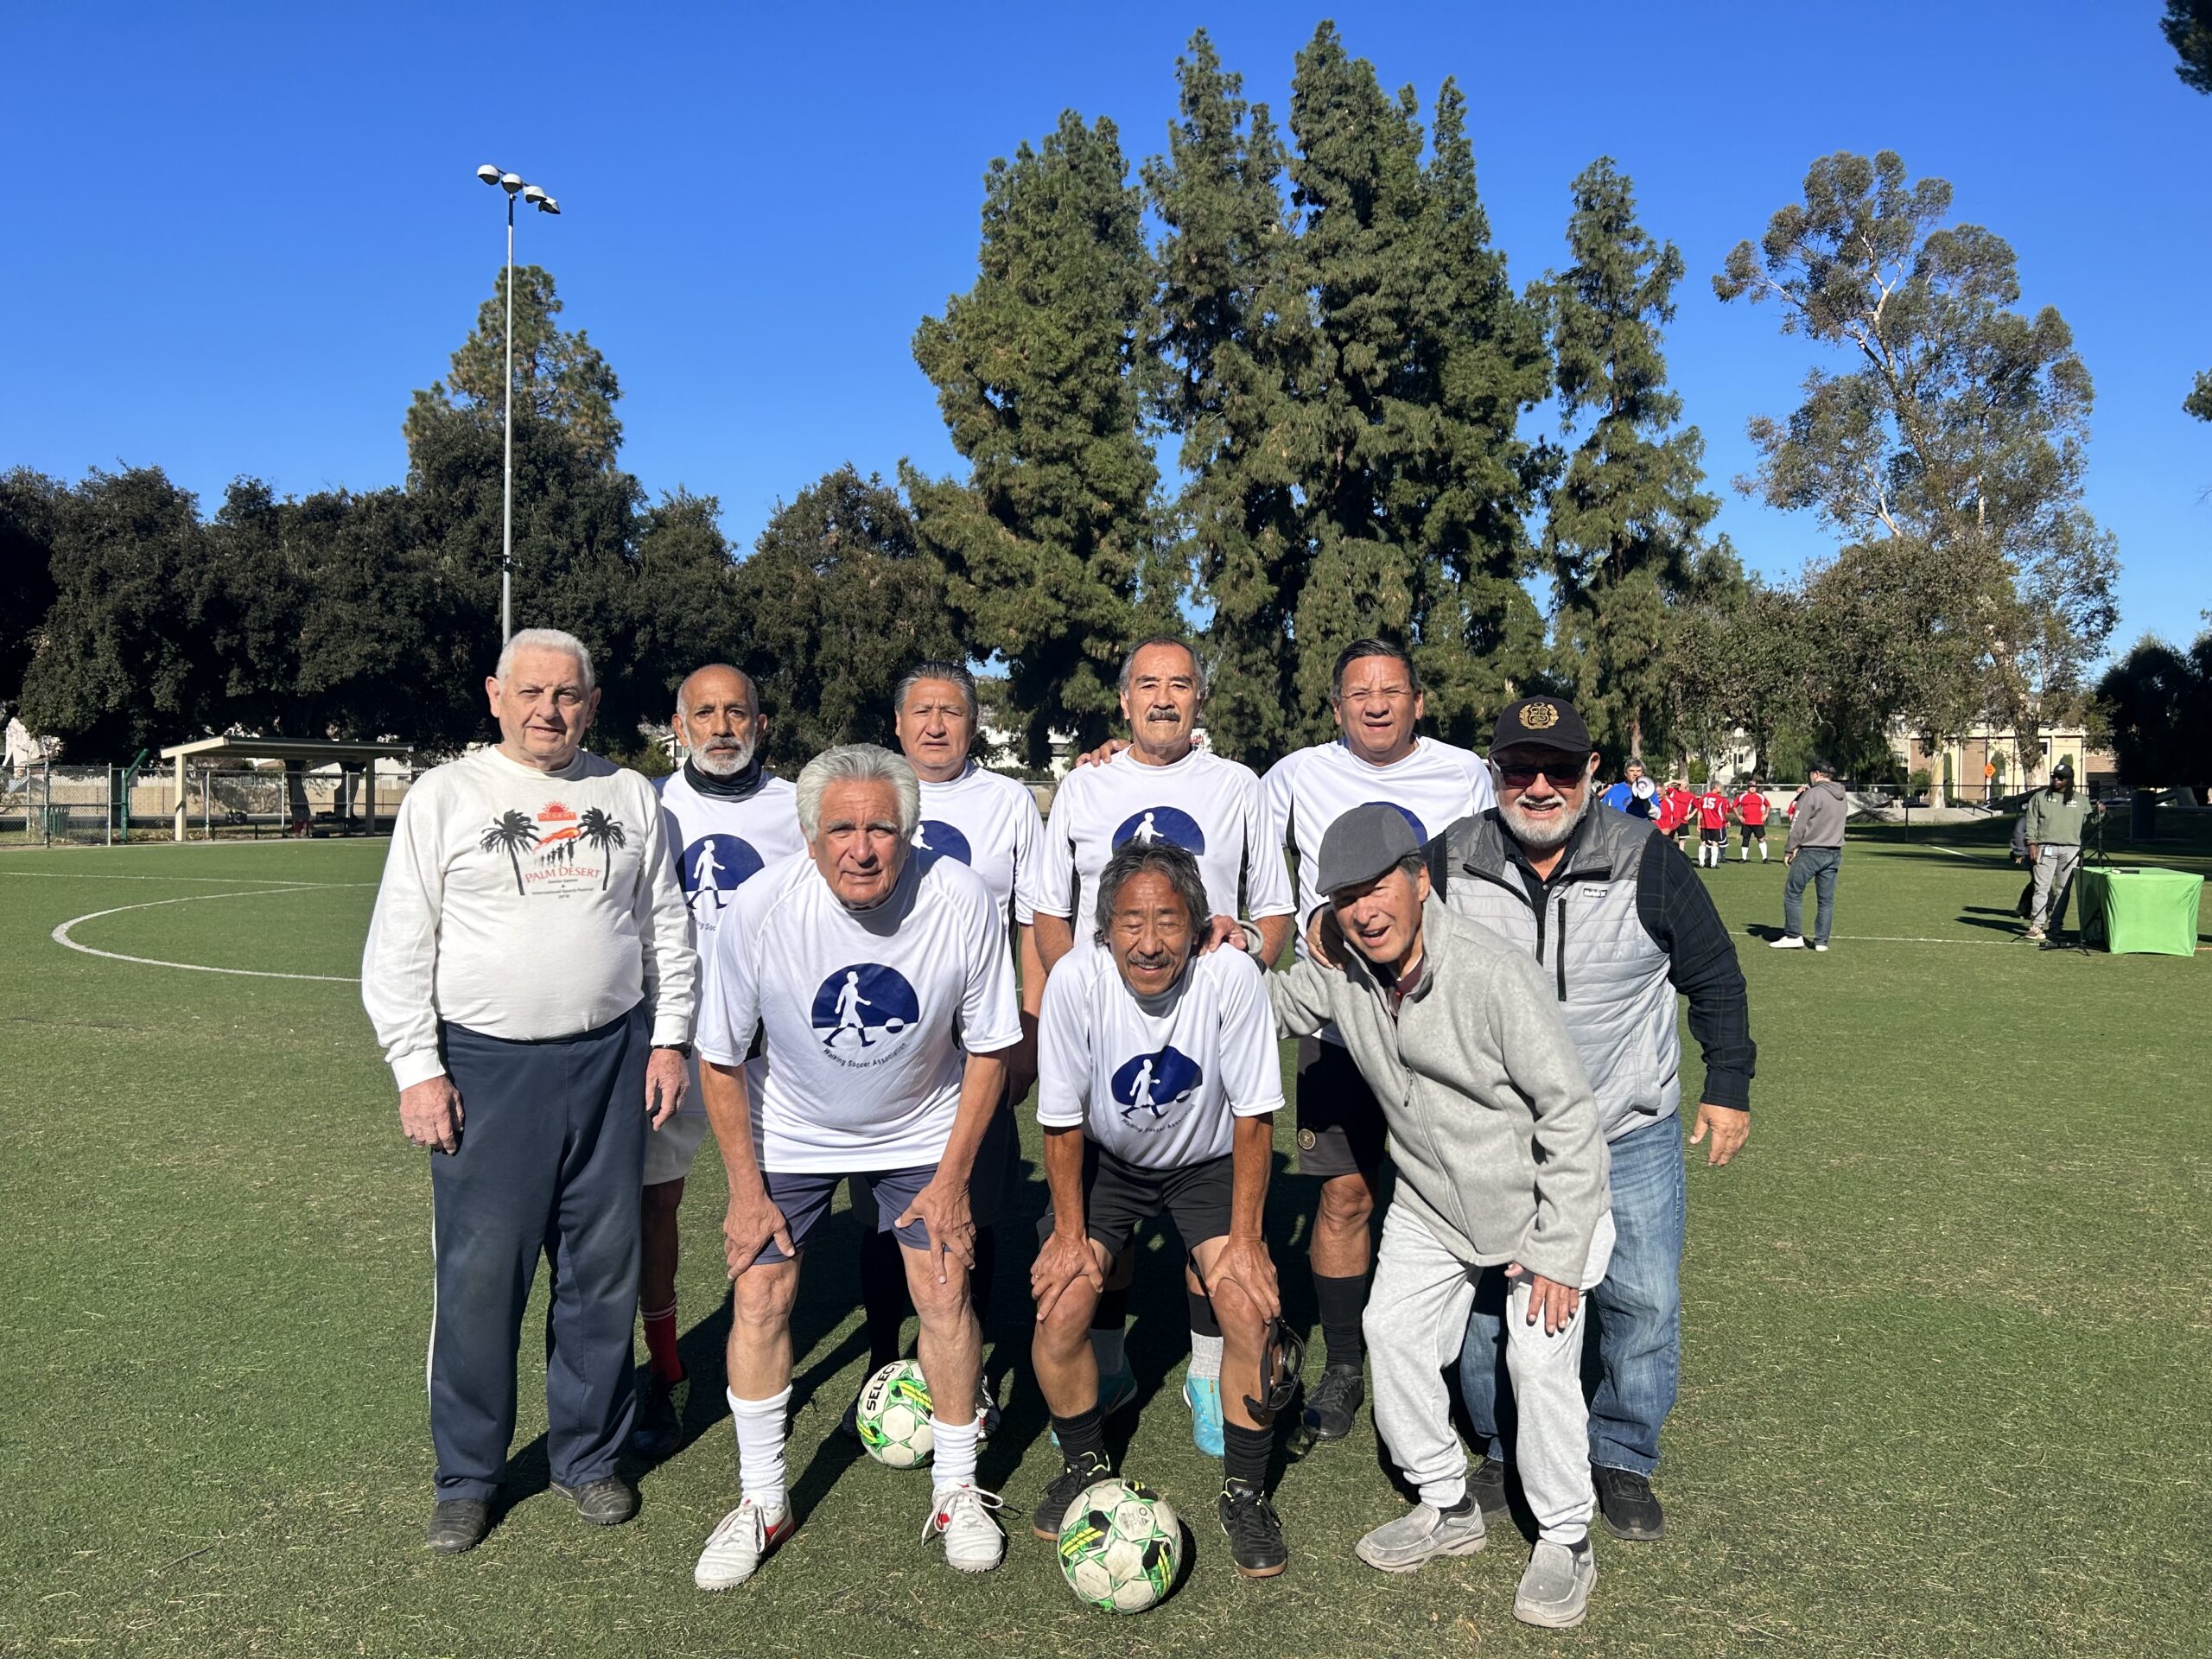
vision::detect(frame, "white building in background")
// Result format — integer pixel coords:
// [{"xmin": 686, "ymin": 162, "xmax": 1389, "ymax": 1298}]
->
[{"xmin": 1888, "ymin": 719, "xmax": 2115, "ymax": 804}]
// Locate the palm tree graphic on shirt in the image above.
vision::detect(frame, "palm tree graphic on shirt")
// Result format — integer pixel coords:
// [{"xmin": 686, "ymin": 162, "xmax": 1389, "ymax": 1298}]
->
[
  {"xmin": 480, "ymin": 810, "xmax": 542, "ymax": 894},
  {"xmin": 577, "ymin": 807, "xmax": 626, "ymax": 890}
]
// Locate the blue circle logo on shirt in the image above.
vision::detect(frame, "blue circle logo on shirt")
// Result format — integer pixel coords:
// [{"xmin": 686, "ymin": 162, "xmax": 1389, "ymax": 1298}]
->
[
  {"xmin": 1362, "ymin": 800, "xmax": 1427, "ymax": 841},
  {"xmin": 911, "ymin": 818, "xmax": 972, "ymax": 873},
  {"xmin": 1110, "ymin": 1046, "xmax": 1205, "ymax": 1128},
  {"xmin": 810, "ymin": 963, "xmax": 922, "ymax": 1057},
  {"xmin": 681, "ymin": 834, "xmax": 765, "ymax": 914},
  {"xmin": 1111, "ymin": 805, "xmax": 1207, "ymax": 855}
]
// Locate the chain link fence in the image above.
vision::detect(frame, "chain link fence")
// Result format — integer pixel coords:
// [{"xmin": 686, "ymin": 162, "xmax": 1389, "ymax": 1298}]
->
[{"xmin": 1, "ymin": 760, "xmax": 414, "ymax": 842}]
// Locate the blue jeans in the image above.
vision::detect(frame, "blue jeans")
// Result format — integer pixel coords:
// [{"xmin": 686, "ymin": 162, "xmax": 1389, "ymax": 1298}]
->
[
  {"xmin": 1783, "ymin": 846, "xmax": 1840, "ymax": 944},
  {"xmin": 1458, "ymin": 1115, "xmax": 1686, "ymax": 1476}
]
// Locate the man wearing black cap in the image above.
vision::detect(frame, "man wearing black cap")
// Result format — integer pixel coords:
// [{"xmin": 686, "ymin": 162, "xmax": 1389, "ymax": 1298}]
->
[
  {"xmin": 1268, "ymin": 804, "xmax": 1611, "ymax": 1630},
  {"xmin": 1411, "ymin": 696, "xmax": 1754, "ymax": 1544},
  {"xmin": 2019, "ymin": 760, "xmax": 2096, "ymax": 943}
]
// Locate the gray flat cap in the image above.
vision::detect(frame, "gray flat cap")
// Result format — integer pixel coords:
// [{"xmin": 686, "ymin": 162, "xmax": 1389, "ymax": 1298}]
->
[{"xmin": 1316, "ymin": 802, "xmax": 1420, "ymax": 896}]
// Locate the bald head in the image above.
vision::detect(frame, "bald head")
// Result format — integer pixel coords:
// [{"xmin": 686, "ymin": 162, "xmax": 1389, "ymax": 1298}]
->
[{"xmin": 673, "ymin": 664, "xmax": 766, "ymax": 776}]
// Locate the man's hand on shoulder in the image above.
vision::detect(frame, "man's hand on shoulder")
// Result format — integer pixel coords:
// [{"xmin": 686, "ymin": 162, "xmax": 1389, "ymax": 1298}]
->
[{"xmin": 399, "ymin": 1076, "xmax": 464, "ymax": 1154}]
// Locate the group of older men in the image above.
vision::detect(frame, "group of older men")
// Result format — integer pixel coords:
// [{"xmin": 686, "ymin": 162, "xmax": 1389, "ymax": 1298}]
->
[{"xmin": 362, "ymin": 626, "xmax": 1755, "ymax": 1632}]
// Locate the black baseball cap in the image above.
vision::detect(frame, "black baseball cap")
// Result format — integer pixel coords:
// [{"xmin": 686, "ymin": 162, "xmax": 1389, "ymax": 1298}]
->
[
  {"xmin": 1490, "ymin": 696, "xmax": 1593, "ymax": 757},
  {"xmin": 2051, "ymin": 760, "xmax": 2074, "ymax": 779}
]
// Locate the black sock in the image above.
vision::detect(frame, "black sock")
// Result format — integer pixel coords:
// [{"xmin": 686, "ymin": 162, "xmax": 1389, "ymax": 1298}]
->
[
  {"xmin": 1091, "ymin": 1285, "xmax": 1129, "ymax": 1332},
  {"xmin": 969, "ymin": 1225, "xmax": 997, "ymax": 1333},
  {"xmin": 1185, "ymin": 1284, "xmax": 1220, "ymax": 1338},
  {"xmin": 1222, "ymin": 1421, "xmax": 1272, "ymax": 1492},
  {"xmin": 1313, "ymin": 1270, "xmax": 1370, "ymax": 1369},
  {"xmin": 1052, "ymin": 1404, "xmax": 1108, "ymax": 1467},
  {"xmin": 860, "ymin": 1225, "xmax": 910, "ymax": 1370}
]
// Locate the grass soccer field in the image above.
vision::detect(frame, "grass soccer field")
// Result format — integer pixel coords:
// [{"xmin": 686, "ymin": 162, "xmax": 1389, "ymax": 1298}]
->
[{"xmin": 2, "ymin": 828, "xmax": 2207, "ymax": 1658}]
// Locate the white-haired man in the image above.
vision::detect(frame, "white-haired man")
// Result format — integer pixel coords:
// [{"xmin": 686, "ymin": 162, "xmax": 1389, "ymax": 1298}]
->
[
  {"xmin": 1036, "ymin": 635, "xmax": 1294, "ymax": 1456},
  {"xmin": 692, "ymin": 745, "xmax": 1022, "ymax": 1588},
  {"xmin": 839, "ymin": 662, "xmax": 1046, "ymax": 1434},
  {"xmin": 1258, "ymin": 636, "xmax": 1494, "ymax": 1447},
  {"xmin": 633, "ymin": 664, "xmax": 804, "ymax": 1459},
  {"xmin": 362, "ymin": 628, "xmax": 696, "ymax": 1555}
]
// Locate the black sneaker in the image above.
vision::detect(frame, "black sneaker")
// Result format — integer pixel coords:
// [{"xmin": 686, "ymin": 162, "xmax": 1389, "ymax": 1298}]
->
[
  {"xmin": 1031, "ymin": 1450, "xmax": 1114, "ymax": 1541},
  {"xmin": 425, "ymin": 1497, "xmax": 491, "ymax": 1554},
  {"xmin": 630, "ymin": 1372, "xmax": 686, "ymax": 1460},
  {"xmin": 1300, "ymin": 1363, "xmax": 1364, "ymax": 1442},
  {"xmin": 1217, "ymin": 1482, "xmax": 1288, "ymax": 1578},
  {"xmin": 552, "ymin": 1475, "xmax": 638, "ymax": 1526},
  {"xmin": 1469, "ymin": 1455, "xmax": 1510, "ymax": 1517},
  {"xmin": 1592, "ymin": 1465, "xmax": 1664, "ymax": 1541}
]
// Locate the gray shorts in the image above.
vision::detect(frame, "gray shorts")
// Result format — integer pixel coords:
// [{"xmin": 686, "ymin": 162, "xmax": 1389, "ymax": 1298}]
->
[{"xmin": 764, "ymin": 1105, "xmax": 1014, "ymax": 1263}]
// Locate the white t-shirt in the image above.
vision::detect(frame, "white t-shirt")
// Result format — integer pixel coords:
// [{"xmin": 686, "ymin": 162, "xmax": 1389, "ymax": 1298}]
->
[
  {"xmin": 1263, "ymin": 736, "xmax": 1494, "ymax": 943},
  {"xmin": 1036, "ymin": 938, "xmax": 1282, "ymax": 1171},
  {"xmin": 657, "ymin": 767, "xmax": 806, "ymax": 938},
  {"xmin": 361, "ymin": 746, "xmax": 697, "ymax": 1089},
  {"xmin": 696, "ymin": 849, "xmax": 1023, "ymax": 1173},
  {"xmin": 1037, "ymin": 746, "xmax": 1293, "ymax": 932},
  {"xmin": 913, "ymin": 762, "xmax": 1046, "ymax": 931}
]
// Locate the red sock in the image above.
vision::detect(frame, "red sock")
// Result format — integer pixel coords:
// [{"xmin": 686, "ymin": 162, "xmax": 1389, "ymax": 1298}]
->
[{"xmin": 642, "ymin": 1301, "xmax": 683, "ymax": 1383}]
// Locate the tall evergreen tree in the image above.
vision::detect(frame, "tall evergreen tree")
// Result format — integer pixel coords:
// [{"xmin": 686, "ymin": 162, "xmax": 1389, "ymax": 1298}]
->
[
  {"xmin": 0, "ymin": 469, "xmax": 63, "ymax": 704},
  {"xmin": 1145, "ymin": 30, "xmax": 1304, "ymax": 766},
  {"xmin": 405, "ymin": 264, "xmax": 623, "ymax": 468},
  {"xmin": 908, "ymin": 111, "xmax": 1175, "ymax": 765},
  {"xmin": 1540, "ymin": 157, "xmax": 1720, "ymax": 760},
  {"xmin": 729, "ymin": 467, "xmax": 961, "ymax": 769},
  {"xmin": 1278, "ymin": 27, "xmax": 1550, "ymax": 747}
]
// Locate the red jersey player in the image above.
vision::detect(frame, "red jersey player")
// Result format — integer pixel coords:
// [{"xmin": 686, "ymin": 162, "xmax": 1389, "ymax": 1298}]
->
[
  {"xmin": 1732, "ymin": 783, "xmax": 1770, "ymax": 862},
  {"xmin": 1694, "ymin": 785, "xmax": 1730, "ymax": 868}
]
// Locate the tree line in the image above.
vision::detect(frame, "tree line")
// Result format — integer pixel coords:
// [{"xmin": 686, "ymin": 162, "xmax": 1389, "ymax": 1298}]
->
[{"xmin": 5, "ymin": 22, "xmax": 2167, "ymax": 787}]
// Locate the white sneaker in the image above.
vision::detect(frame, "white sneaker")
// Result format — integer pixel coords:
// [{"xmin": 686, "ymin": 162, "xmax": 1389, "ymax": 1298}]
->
[
  {"xmin": 924, "ymin": 1484, "xmax": 1006, "ymax": 1573},
  {"xmin": 1768, "ymin": 935, "xmax": 1807, "ymax": 950},
  {"xmin": 695, "ymin": 1497, "xmax": 791, "ymax": 1591},
  {"xmin": 1813, "ymin": 943, "xmax": 1829, "ymax": 952}
]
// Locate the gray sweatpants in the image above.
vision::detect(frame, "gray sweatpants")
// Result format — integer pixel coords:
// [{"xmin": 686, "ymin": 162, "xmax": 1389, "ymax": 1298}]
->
[
  {"xmin": 1364, "ymin": 1201, "xmax": 1596, "ymax": 1546},
  {"xmin": 2031, "ymin": 844, "xmax": 2082, "ymax": 931}
]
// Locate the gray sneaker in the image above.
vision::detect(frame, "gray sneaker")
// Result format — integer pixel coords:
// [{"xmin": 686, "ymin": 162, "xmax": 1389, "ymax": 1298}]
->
[
  {"xmin": 1513, "ymin": 1539, "xmax": 1598, "ymax": 1629},
  {"xmin": 1354, "ymin": 1501, "xmax": 1486, "ymax": 1573}
]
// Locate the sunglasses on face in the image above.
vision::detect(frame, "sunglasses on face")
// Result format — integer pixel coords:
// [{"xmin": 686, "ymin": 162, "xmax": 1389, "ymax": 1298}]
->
[{"xmin": 1497, "ymin": 762, "xmax": 1586, "ymax": 789}]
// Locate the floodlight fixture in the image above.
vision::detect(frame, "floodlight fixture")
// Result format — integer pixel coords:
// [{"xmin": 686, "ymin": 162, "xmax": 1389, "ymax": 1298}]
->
[
  {"xmin": 476, "ymin": 163, "xmax": 502, "ymax": 185},
  {"xmin": 523, "ymin": 183, "xmax": 547, "ymax": 204},
  {"xmin": 535, "ymin": 195, "xmax": 560, "ymax": 215},
  {"xmin": 500, "ymin": 172, "xmax": 524, "ymax": 194}
]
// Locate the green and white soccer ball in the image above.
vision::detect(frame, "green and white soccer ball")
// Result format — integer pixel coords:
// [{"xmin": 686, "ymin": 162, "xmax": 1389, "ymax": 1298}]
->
[
  {"xmin": 1056, "ymin": 1477, "xmax": 1182, "ymax": 1613},
  {"xmin": 855, "ymin": 1359, "xmax": 933, "ymax": 1468}
]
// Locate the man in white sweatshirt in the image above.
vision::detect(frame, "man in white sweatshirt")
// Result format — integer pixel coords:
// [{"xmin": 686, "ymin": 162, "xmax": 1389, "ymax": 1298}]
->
[{"xmin": 361, "ymin": 628, "xmax": 697, "ymax": 1557}]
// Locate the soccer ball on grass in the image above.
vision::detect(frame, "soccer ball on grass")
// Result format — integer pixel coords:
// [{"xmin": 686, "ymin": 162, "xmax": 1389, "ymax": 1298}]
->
[
  {"xmin": 1056, "ymin": 1476, "xmax": 1183, "ymax": 1613},
  {"xmin": 855, "ymin": 1359, "xmax": 933, "ymax": 1468}
]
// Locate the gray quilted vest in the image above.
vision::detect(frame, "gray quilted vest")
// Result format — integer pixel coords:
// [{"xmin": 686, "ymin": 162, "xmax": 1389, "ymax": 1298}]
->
[{"xmin": 1431, "ymin": 807, "xmax": 1679, "ymax": 1142}]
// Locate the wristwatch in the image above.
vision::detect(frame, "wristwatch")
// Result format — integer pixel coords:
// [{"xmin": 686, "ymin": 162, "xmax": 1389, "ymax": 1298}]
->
[{"xmin": 658, "ymin": 1041, "xmax": 694, "ymax": 1058}]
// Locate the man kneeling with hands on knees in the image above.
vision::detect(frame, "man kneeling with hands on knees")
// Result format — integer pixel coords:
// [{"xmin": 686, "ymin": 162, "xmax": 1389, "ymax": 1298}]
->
[
  {"xmin": 1030, "ymin": 841, "xmax": 1291, "ymax": 1578},
  {"xmin": 1266, "ymin": 804, "xmax": 1614, "ymax": 1630}
]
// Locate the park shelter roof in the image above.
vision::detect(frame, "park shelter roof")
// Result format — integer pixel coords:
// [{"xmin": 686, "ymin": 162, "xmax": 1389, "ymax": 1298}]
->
[{"xmin": 158, "ymin": 736, "xmax": 413, "ymax": 765}]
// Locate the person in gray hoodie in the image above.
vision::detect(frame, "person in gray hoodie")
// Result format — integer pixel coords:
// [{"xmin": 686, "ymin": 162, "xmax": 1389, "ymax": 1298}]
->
[
  {"xmin": 1265, "ymin": 804, "xmax": 1613, "ymax": 1631},
  {"xmin": 1772, "ymin": 760, "xmax": 1848, "ymax": 950}
]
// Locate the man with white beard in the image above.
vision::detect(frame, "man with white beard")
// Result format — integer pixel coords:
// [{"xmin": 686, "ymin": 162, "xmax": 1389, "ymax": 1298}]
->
[
  {"xmin": 633, "ymin": 665, "xmax": 806, "ymax": 1457},
  {"xmin": 1419, "ymin": 698, "xmax": 1755, "ymax": 1544}
]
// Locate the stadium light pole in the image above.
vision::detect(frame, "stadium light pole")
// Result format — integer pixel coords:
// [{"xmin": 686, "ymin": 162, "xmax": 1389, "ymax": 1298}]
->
[{"xmin": 475, "ymin": 164, "xmax": 561, "ymax": 645}]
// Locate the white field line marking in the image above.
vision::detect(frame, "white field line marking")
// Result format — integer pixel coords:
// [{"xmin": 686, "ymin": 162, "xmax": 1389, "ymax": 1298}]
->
[
  {"xmin": 3, "ymin": 871, "xmax": 361, "ymax": 887},
  {"xmin": 49, "ymin": 885, "xmax": 365, "ymax": 982},
  {"xmin": 1927, "ymin": 844, "xmax": 2004, "ymax": 861}
]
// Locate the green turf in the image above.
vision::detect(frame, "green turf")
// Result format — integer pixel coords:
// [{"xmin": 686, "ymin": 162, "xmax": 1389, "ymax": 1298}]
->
[{"xmin": 2, "ymin": 832, "xmax": 2207, "ymax": 1657}]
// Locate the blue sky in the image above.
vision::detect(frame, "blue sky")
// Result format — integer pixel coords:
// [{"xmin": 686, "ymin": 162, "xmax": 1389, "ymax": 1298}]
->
[{"xmin": 3, "ymin": 2, "xmax": 2206, "ymax": 656}]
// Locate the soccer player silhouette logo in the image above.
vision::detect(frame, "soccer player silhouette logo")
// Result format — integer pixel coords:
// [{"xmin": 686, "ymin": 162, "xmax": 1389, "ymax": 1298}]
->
[
  {"xmin": 1111, "ymin": 805, "xmax": 1207, "ymax": 855},
  {"xmin": 910, "ymin": 819, "xmax": 972, "ymax": 874},
  {"xmin": 1109, "ymin": 1046, "xmax": 1204, "ymax": 1128},
  {"xmin": 680, "ymin": 833, "xmax": 764, "ymax": 918},
  {"xmin": 810, "ymin": 964, "xmax": 922, "ymax": 1055}
]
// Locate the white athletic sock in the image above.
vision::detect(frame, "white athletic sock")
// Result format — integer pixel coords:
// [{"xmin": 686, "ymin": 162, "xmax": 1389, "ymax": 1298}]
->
[
  {"xmin": 930, "ymin": 1413, "xmax": 980, "ymax": 1497},
  {"xmin": 728, "ymin": 1386, "xmax": 791, "ymax": 1512},
  {"xmin": 1189, "ymin": 1332, "xmax": 1224, "ymax": 1382},
  {"xmin": 1090, "ymin": 1325, "xmax": 1127, "ymax": 1376}
]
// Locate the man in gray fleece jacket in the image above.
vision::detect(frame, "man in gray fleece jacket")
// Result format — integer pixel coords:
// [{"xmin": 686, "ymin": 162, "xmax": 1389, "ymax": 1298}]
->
[
  {"xmin": 1773, "ymin": 761, "xmax": 1848, "ymax": 950},
  {"xmin": 1265, "ymin": 804, "xmax": 1613, "ymax": 1630}
]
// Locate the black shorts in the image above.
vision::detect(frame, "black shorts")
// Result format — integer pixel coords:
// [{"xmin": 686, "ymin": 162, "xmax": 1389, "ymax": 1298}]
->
[
  {"xmin": 1038, "ymin": 1142, "xmax": 1234, "ymax": 1262},
  {"xmin": 1738, "ymin": 823, "xmax": 1765, "ymax": 842},
  {"xmin": 1294, "ymin": 1035, "xmax": 1387, "ymax": 1179},
  {"xmin": 1700, "ymin": 826, "xmax": 1725, "ymax": 843}
]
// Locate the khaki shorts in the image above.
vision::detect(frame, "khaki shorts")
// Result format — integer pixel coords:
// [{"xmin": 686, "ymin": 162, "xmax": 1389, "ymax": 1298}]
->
[{"xmin": 644, "ymin": 1105, "xmax": 711, "ymax": 1186}]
